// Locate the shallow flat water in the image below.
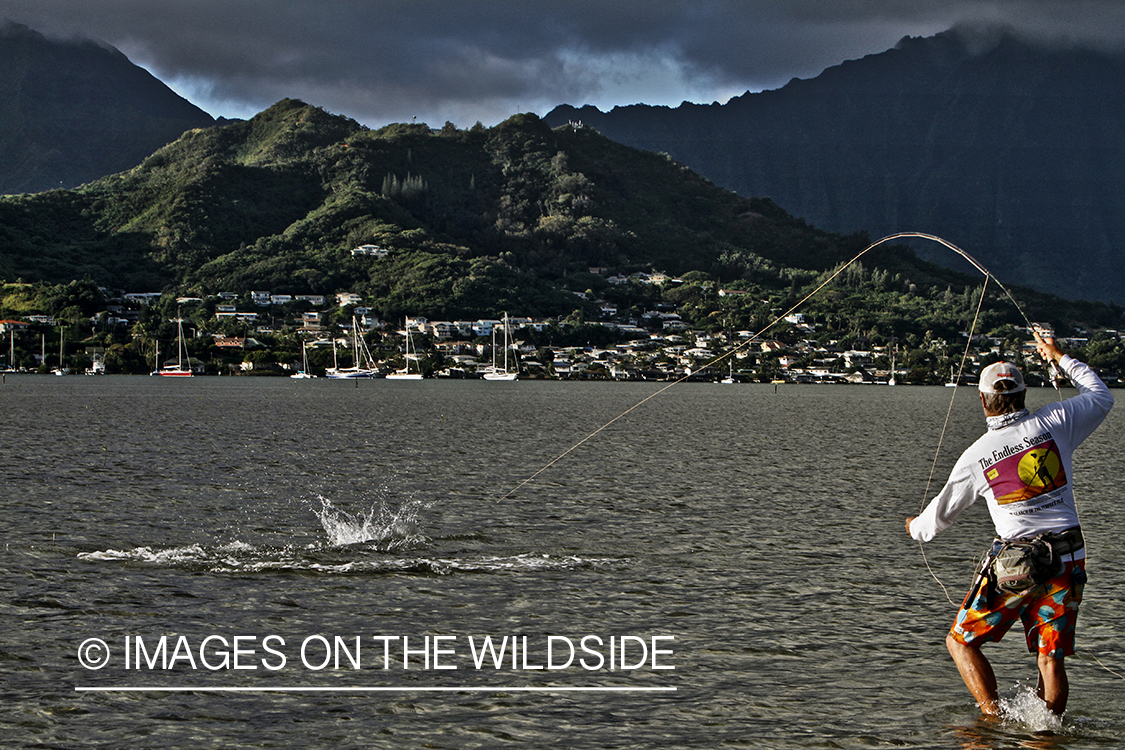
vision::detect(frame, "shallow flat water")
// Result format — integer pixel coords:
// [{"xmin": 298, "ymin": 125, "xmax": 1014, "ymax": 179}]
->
[{"xmin": 2, "ymin": 376, "xmax": 1123, "ymax": 748}]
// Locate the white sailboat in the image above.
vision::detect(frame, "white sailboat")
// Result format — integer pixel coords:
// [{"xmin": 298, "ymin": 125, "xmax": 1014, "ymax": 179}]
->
[
  {"xmin": 887, "ymin": 347, "xmax": 897, "ymax": 386},
  {"xmin": 51, "ymin": 327, "xmax": 69, "ymax": 375},
  {"xmin": 720, "ymin": 360, "xmax": 735, "ymax": 384},
  {"xmin": 386, "ymin": 324, "xmax": 423, "ymax": 379},
  {"xmin": 158, "ymin": 317, "xmax": 194, "ymax": 377},
  {"xmin": 291, "ymin": 340, "xmax": 317, "ymax": 378},
  {"xmin": 325, "ymin": 318, "xmax": 377, "ymax": 379},
  {"xmin": 482, "ymin": 313, "xmax": 517, "ymax": 381}
]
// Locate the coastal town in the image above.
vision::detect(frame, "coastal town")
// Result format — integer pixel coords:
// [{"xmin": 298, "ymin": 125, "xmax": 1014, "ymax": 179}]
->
[{"xmin": 0, "ymin": 267, "xmax": 1106, "ymax": 385}]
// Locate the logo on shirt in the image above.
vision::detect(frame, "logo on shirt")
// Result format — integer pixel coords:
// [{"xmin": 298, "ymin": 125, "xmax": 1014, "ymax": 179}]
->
[{"xmin": 985, "ymin": 440, "xmax": 1067, "ymax": 505}]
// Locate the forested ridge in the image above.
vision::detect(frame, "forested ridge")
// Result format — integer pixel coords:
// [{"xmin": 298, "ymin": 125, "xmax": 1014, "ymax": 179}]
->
[{"xmin": 2, "ymin": 99, "xmax": 1123, "ymax": 378}]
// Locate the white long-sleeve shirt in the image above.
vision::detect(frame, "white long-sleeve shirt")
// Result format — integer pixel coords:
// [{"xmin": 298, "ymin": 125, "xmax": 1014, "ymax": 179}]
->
[{"xmin": 909, "ymin": 355, "xmax": 1113, "ymax": 553}]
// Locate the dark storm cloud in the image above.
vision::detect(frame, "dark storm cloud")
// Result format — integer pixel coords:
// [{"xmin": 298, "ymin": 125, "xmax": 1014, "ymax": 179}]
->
[{"xmin": 5, "ymin": 1, "xmax": 1125, "ymax": 126}]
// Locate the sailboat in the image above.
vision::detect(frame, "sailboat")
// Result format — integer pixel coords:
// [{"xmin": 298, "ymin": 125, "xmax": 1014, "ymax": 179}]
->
[
  {"xmin": 158, "ymin": 317, "xmax": 194, "ymax": 376},
  {"xmin": 51, "ymin": 327, "xmax": 69, "ymax": 375},
  {"xmin": 385, "ymin": 323, "xmax": 423, "ymax": 379},
  {"xmin": 325, "ymin": 318, "xmax": 377, "ymax": 379},
  {"xmin": 720, "ymin": 360, "xmax": 735, "ymax": 384},
  {"xmin": 482, "ymin": 313, "xmax": 517, "ymax": 381},
  {"xmin": 291, "ymin": 340, "xmax": 317, "ymax": 378},
  {"xmin": 887, "ymin": 347, "xmax": 897, "ymax": 386}
]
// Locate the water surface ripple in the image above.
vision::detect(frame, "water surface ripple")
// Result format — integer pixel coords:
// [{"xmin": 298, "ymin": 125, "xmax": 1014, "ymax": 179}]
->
[{"xmin": 2, "ymin": 376, "xmax": 1123, "ymax": 748}]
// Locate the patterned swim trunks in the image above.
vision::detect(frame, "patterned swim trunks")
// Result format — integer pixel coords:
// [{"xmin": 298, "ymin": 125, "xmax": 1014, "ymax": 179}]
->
[{"xmin": 949, "ymin": 558, "xmax": 1086, "ymax": 657}]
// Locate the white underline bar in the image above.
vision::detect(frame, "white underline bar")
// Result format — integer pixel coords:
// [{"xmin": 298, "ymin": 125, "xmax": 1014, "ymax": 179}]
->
[{"xmin": 76, "ymin": 686, "xmax": 676, "ymax": 693}]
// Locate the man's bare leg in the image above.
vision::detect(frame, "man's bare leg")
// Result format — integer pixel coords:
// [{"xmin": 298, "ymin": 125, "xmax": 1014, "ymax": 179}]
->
[
  {"xmin": 1036, "ymin": 653, "xmax": 1068, "ymax": 715},
  {"xmin": 947, "ymin": 633, "xmax": 1000, "ymax": 715}
]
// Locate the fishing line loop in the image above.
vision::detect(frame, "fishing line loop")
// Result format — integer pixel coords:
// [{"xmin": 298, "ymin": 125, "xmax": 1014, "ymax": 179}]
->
[
  {"xmin": 499, "ymin": 232, "xmax": 1037, "ymax": 501},
  {"xmin": 917, "ymin": 272, "xmax": 993, "ymax": 607}
]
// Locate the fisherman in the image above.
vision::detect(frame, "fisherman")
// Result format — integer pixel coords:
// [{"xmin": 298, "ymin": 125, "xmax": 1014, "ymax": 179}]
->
[{"xmin": 906, "ymin": 333, "xmax": 1113, "ymax": 716}]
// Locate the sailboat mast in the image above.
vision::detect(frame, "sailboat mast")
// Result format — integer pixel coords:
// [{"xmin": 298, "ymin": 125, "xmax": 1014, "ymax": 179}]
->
[
  {"xmin": 352, "ymin": 317, "xmax": 360, "ymax": 368},
  {"xmin": 503, "ymin": 313, "xmax": 510, "ymax": 372},
  {"xmin": 177, "ymin": 318, "xmax": 184, "ymax": 370}
]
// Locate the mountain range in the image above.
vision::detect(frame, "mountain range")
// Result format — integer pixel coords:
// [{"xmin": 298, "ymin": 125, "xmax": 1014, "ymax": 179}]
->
[
  {"xmin": 0, "ymin": 21, "xmax": 1121, "ymax": 336},
  {"xmin": 545, "ymin": 26, "xmax": 1125, "ymax": 304},
  {"xmin": 0, "ymin": 100, "xmax": 860, "ymax": 318},
  {"xmin": 5, "ymin": 96, "xmax": 1118, "ymax": 344},
  {"xmin": 0, "ymin": 20, "xmax": 215, "ymax": 195}
]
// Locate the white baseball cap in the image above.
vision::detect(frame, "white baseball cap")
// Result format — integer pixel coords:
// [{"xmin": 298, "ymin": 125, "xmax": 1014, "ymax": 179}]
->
[{"xmin": 978, "ymin": 361, "xmax": 1026, "ymax": 394}]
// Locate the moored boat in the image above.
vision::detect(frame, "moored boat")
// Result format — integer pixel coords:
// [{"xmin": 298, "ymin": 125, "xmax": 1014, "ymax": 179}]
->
[
  {"xmin": 386, "ymin": 323, "xmax": 423, "ymax": 379},
  {"xmin": 158, "ymin": 317, "xmax": 194, "ymax": 377},
  {"xmin": 482, "ymin": 313, "xmax": 517, "ymax": 381}
]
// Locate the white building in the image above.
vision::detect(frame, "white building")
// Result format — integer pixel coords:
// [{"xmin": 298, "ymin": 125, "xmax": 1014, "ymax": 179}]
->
[{"xmin": 351, "ymin": 244, "xmax": 389, "ymax": 258}]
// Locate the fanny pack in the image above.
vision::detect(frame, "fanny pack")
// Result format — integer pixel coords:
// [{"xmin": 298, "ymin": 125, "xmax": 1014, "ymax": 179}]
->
[{"xmin": 987, "ymin": 527, "xmax": 1083, "ymax": 593}]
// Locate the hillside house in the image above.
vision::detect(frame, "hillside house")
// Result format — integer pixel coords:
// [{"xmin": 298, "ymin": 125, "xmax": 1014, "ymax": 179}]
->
[
  {"xmin": 428, "ymin": 321, "xmax": 459, "ymax": 339},
  {"xmin": 294, "ymin": 294, "xmax": 326, "ymax": 306},
  {"xmin": 124, "ymin": 292, "xmax": 162, "ymax": 306},
  {"xmin": 299, "ymin": 312, "xmax": 323, "ymax": 334},
  {"xmin": 472, "ymin": 320, "xmax": 501, "ymax": 337},
  {"xmin": 351, "ymin": 244, "xmax": 389, "ymax": 258},
  {"xmin": 0, "ymin": 319, "xmax": 29, "ymax": 334}
]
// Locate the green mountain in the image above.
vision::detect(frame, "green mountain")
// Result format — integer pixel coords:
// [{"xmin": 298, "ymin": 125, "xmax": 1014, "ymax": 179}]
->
[
  {"xmin": 0, "ymin": 99, "xmax": 1119, "ymax": 337},
  {"xmin": 0, "ymin": 20, "xmax": 215, "ymax": 194},
  {"xmin": 545, "ymin": 26, "xmax": 1125, "ymax": 304},
  {"xmin": 0, "ymin": 100, "xmax": 852, "ymax": 316}
]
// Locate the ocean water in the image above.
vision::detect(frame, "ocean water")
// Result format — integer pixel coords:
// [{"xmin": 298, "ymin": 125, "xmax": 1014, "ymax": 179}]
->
[{"xmin": 2, "ymin": 376, "xmax": 1123, "ymax": 749}]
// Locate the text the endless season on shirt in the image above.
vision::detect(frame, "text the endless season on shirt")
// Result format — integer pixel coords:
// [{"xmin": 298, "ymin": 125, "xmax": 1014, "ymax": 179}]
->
[{"xmin": 977, "ymin": 431, "xmax": 1054, "ymax": 470}]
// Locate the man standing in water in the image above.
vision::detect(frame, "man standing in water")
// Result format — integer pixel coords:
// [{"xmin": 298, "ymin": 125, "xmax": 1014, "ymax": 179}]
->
[{"xmin": 906, "ymin": 334, "xmax": 1113, "ymax": 716}]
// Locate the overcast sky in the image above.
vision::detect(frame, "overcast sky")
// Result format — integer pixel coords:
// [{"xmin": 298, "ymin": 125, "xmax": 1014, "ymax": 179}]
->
[{"xmin": 6, "ymin": 1, "xmax": 1125, "ymax": 127}]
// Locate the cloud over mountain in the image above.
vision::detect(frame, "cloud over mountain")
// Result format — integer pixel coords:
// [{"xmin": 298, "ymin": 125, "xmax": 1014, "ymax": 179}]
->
[{"xmin": 5, "ymin": 1, "xmax": 1125, "ymax": 127}]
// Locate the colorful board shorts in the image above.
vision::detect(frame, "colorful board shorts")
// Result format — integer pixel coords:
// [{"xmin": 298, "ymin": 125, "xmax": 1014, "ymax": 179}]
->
[{"xmin": 950, "ymin": 558, "xmax": 1086, "ymax": 657}]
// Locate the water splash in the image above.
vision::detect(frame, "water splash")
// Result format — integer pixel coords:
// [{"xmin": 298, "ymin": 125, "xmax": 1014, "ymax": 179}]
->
[
  {"xmin": 208, "ymin": 553, "xmax": 625, "ymax": 575},
  {"xmin": 76, "ymin": 496, "xmax": 629, "ymax": 575},
  {"xmin": 79, "ymin": 544, "xmax": 623, "ymax": 575},
  {"xmin": 78, "ymin": 544, "xmax": 209, "ymax": 564},
  {"xmin": 312, "ymin": 495, "xmax": 426, "ymax": 549},
  {"xmin": 997, "ymin": 682, "xmax": 1065, "ymax": 734}
]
